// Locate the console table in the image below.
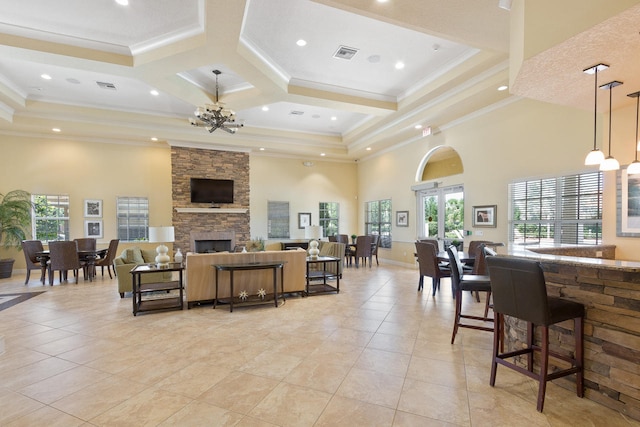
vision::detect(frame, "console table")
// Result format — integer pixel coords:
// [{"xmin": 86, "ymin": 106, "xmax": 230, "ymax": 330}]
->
[
  {"xmin": 306, "ymin": 256, "xmax": 340, "ymax": 295},
  {"xmin": 130, "ymin": 263, "xmax": 183, "ymax": 316},
  {"xmin": 213, "ymin": 261, "xmax": 285, "ymax": 312}
]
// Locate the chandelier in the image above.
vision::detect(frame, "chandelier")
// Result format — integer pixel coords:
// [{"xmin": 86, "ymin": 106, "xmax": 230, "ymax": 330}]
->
[{"xmin": 189, "ymin": 70, "xmax": 243, "ymax": 134}]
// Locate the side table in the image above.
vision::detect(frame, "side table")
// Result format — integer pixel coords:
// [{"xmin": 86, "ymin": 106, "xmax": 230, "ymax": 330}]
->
[
  {"xmin": 306, "ymin": 256, "xmax": 340, "ymax": 295},
  {"xmin": 130, "ymin": 262, "xmax": 184, "ymax": 316}
]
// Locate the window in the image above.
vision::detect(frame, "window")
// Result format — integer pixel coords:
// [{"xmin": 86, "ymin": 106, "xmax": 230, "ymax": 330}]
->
[
  {"xmin": 319, "ymin": 202, "xmax": 339, "ymax": 238},
  {"xmin": 33, "ymin": 194, "xmax": 70, "ymax": 242},
  {"xmin": 117, "ymin": 197, "xmax": 149, "ymax": 241},
  {"xmin": 510, "ymin": 171, "xmax": 602, "ymax": 245},
  {"xmin": 417, "ymin": 185, "xmax": 464, "ymax": 239},
  {"xmin": 365, "ymin": 199, "xmax": 392, "ymax": 248},
  {"xmin": 268, "ymin": 201, "xmax": 290, "ymax": 238}
]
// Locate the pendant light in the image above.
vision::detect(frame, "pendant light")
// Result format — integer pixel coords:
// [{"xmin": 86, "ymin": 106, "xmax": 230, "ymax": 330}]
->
[
  {"xmin": 627, "ymin": 91, "xmax": 640, "ymax": 175},
  {"xmin": 599, "ymin": 80, "xmax": 623, "ymax": 171},
  {"xmin": 584, "ymin": 64, "xmax": 608, "ymax": 166}
]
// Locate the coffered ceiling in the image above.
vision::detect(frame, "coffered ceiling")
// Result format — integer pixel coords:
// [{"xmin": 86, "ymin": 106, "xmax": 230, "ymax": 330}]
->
[{"xmin": 0, "ymin": 0, "xmax": 635, "ymax": 161}]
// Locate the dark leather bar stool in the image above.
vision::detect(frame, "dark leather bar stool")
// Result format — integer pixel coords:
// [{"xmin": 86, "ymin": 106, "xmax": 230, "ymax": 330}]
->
[
  {"xmin": 447, "ymin": 245, "xmax": 493, "ymax": 344},
  {"xmin": 486, "ymin": 256, "xmax": 584, "ymax": 412}
]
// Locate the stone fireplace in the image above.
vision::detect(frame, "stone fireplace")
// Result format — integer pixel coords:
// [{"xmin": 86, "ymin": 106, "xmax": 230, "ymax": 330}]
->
[
  {"xmin": 171, "ymin": 147, "xmax": 250, "ymax": 253},
  {"xmin": 191, "ymin": 231, "xmax": 235, "ymax": 253}
]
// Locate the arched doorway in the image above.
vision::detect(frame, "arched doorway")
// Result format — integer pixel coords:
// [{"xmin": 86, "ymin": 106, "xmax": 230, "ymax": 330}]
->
[{"xmin": 414, "ymin": 146, "xmax": 464, "ymax": 240}]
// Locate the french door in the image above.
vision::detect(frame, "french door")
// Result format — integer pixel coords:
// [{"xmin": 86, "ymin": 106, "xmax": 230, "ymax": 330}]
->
[{"xmin": 416, "ymin": 185, "xmax": 464, "ymax": 240}]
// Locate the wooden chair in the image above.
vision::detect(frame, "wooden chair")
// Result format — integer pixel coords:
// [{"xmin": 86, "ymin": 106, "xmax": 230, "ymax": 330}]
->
[
  {"xmin": 370, "ymin": 234, "xmax": 381, "ymax": 265},
  {"xmin": 48, "ymin": 241, "xmax": 81, "ymax": 285},
  {"xmin": 448, "ymin": 245, "xmax": 493, "ymax": 344},
  {"xmin": 353, "ymin": 235, "xmax": 373, "ymax": 267},
  {"xmin": 74, "ymin": 238, "xmax": 97, "ymax": 279},
  {"xmin": 335, "ymin": 234, "xmax": 351, "ymax": 265},
  {"xmin": 415, "ymin": 241, "xmax": 450, "ymax": 295},
  {"xmin": 21, "ymin": 240, "xmax": 44, "ymax": 284},
  {"xmin": 94, "ymin": 239, "xmax": 119, "ymax": 279},
  {"xmin": 486, "ymin": 256, "xmax": 584, "ymax": 412}
]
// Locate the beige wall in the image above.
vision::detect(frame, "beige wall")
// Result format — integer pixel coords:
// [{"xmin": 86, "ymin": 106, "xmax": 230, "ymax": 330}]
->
[
  {"xmin": 0, "ymin": 135, "xmax": 173, "ymax": 269},
  {"xmin": 249, "ymin": 155, "xmax": 358, "ymax": 244},
  {"xmin": 358, "ymin": 97, "xmax": 640, "ymax": 264}
]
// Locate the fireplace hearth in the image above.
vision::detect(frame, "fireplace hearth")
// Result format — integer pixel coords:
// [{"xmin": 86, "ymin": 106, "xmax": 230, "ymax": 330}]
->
[
  {"xmin": 190, "ymin": 231, "xmax": 236, "ymax": 254},
  {"xmin": 195, "ymin": 239, "xmax": 232, "ymax": 253}
]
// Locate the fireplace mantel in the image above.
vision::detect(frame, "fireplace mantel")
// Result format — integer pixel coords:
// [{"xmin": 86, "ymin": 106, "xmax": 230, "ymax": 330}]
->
[{"xmin": 175, "ymin": 208, "xmax": 247, "ymax": 214}]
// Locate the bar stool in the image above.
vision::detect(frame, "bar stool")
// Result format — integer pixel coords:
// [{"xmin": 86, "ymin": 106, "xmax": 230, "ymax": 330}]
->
[
  {"xmin": 447, "ymin": 245, "xmax": 494, "ymax": 344},
  {"xmin": 486, "ymin": 256, "xmax": 584, "ymax": 412}
]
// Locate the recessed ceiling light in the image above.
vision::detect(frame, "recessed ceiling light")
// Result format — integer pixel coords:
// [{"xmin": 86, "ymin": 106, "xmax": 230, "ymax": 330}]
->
[
  {"xmin": 115, "ymin": 0, "xmax": 128, "ymax": 5},
  {"xmin": 377, "ymin": 0, "xmax": 389, "ymax": 3},
  {"xmin": 296, "ymin": 39, "xmax": 307, "ymax": 47},
  {"xmin": 498, "ymin": 85, "xmax": 508, "ymax": 91},
  {"xmin": 331, "ymin": 116, "xmax": 337, "ymax": 121},
  {"xmin": 415, "ymin": 124, "xmax": 423, "ymax": 129},
  {"xmin": 41, "ymin": 74, "xmax": 52, "ymax": 80},
  {"xmin": 320, "ymin": 153, "xmax": 326, "ymax": 156},
  {"xmin": 395, "ymin": 62, "xmax": 405, "ymax": 70},
  {"xmin": 259, "ymin": 147, "xmax": 265, "ymax": 151},
  {"xmin": 150, "ymin": 89, "xmax": 159, "ymax": 96},
  {"xmin": 151, "ymin": 137, "xmax": 158, "ymax": 141},
  {"xmin": 262, "ymin": 106, "xmax": 269, "ymax": 112},
  {"xmin": 52, "ymin": 128, "xmax": 61, "ymax": 132}
]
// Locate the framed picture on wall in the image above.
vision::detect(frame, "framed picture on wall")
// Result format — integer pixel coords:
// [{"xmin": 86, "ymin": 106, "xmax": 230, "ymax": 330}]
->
[
  {"xmin": 84, "ymin": 199, "xmax": 102, "ymax": 217},
  {"xmin": 85, "ymin": 220, "xmax": 103, "ymax": 238},
  {"xmin": 396, "ymin": 211, "xmax": 409, "ymax": 227},
  {"xmin": 298, "ymin": 212, "xmax": 311, "ymax": 229},
  {"xmin": 472, "ymin": 205, "xmax": 497, "ymax": 227}
]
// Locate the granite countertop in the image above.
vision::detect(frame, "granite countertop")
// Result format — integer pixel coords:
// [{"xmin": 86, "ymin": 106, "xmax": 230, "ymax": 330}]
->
[{"xmin": 506, "ymin": 244, "xmax": 640, "ymax": 272}]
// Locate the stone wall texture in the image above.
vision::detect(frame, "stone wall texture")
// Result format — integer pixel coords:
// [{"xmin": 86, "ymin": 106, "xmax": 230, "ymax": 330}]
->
[{"xmin": 171, "ymin": 147, "xmax": 250, "ymax": 253}]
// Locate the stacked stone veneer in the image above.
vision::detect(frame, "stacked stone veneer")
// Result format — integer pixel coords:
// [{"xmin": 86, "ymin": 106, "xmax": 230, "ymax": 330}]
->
[
  {"xmin": 171, "ymin": 147, "xmax": 250, "ymax": 253},
  {"xmin": 503, "ymin": 258, "xmax": 640, "ymax": 420}
]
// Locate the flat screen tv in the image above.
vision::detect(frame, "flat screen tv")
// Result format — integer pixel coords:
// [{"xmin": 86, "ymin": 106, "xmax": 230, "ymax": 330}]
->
[{"xmin": 190, "ymin": 178, "xmax": 234, "ymax": 204}]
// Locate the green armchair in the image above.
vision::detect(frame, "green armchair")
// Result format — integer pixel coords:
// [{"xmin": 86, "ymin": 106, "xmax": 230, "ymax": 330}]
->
[
  {"xmin": 113, "ymin": 247, "xmax": 172, "ymax": 297},
  {"xmin": 317, "ymin": 241, "xmax": 346, "ymax": 278}
]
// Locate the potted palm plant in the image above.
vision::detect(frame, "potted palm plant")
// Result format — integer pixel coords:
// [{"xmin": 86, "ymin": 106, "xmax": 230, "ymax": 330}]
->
[{"xmin": 0, "ymin": 190, "xmax": 33, "ymax": 278}]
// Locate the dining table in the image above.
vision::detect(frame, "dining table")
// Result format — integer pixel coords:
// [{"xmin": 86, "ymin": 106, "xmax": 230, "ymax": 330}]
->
[{"xmin": 35, "ymin": 248, "xmax": 107, "ymax": 285}]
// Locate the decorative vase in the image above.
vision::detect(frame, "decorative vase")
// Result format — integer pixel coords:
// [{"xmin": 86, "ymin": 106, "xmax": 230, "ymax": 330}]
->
[{"xmin": 174, "ymin": 248, "xmax": 183, "ymax": 264}]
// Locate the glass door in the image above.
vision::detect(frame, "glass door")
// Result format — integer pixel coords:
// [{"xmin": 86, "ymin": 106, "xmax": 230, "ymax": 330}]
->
[{"xmin": 417, "ymin": 185, "xmax": 464, "ymax": 243}]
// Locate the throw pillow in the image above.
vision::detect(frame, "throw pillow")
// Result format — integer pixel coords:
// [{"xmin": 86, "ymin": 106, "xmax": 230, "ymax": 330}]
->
[{"xmin": 124, "ymin": 247, "xmax": 145, "ymax": 264}]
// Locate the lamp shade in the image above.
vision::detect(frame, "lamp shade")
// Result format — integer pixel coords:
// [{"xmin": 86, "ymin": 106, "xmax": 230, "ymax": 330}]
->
[
  {"xmin": 600, "ymin": 156, "xmax": 620, "ymax": 171},
  {"xmin": 149, "ymin": 226, "xmax": 175, "ymax": 243},
  {"xmin": 628, "ymin": 161, "xmax": 640, "ymax": 175},
  {"xmin": 305, "ymin": 225, "xmax": 323, "ymax": 240},
  {"xmin": 584, "ymin": 149, "xmax": 605, "ymax": 166}
]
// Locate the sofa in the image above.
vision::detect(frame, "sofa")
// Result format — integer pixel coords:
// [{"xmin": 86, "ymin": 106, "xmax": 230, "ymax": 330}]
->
[
  {"xmin": 185, "ymin": 249, "xmax": 307, "ymax": 307},
  {"xmin": 113, "ymin": 247, "xmax": 173, "ymax": 297}
]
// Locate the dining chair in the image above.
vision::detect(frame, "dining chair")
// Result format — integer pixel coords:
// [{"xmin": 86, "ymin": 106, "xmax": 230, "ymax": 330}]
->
[
  {"xmin": 486, "ymin": 256, "xmax": 584, "ymax": 412},
  {"xmin": 74, "ymin": 237, "xmax": 96, "ymax": 278},
  {"xmin": 447, "ymin": 245, "xmax": 494, "ymax": 344},
  {"xmin": 48, "ymin": 240, "xmax": 81, "ymax": 285},
  {"xmin": 335, "ymin": 234, "xmax": 352, "ymax": 265},
  {"xmin": 353, "ymin": 235, "xmax": 373, "ymax": 267},
  {"xmin": 94, "ymin": 238, "xmax": 119, "ymax": 279},
  {"xmin": 415, "ymin": 241, "xmax": 450, "ymax": 295},
  {"xmin": 370, "ymin": 234, "xmax": 381, "ymax": 265},
  {"xmin": 21, "ymin": 240, "xmax": 44, "ymax": 284}
]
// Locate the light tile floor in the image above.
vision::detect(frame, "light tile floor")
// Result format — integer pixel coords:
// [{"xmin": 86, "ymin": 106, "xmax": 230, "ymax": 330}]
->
[{"xmin": 1, "ymin": 263, "xmax": 639, "ymax": 426}]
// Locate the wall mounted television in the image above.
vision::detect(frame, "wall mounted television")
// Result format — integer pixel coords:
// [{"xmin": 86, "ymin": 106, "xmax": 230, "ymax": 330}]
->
[{"xmin": 190, "ymin": 178, "xmax": 234, "ymax": 204}]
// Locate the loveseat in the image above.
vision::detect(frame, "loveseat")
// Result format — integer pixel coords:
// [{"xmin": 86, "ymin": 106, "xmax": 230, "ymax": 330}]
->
[{"xmin": 113, "ymin": 247, "xmax": 173, "ymax": 297}]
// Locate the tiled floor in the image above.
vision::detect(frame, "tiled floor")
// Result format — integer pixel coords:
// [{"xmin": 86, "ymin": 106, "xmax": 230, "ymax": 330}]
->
[{"xmin": 1, "ymin": 263, "xmax": 639, "ymax": 426}]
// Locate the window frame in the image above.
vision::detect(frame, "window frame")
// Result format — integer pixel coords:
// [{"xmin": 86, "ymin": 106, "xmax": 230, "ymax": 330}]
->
[
  {"xmin": 365, "ymin": 199, "xmax": 392, "ymax": 248},
  {"xmin": 116, "ymin": 196, "xmax": 149, "ymax": 242},
  {"xmin": 32, "ymin": 194, "xmax": 70, "ymax": 243},
  {"xmin": 319, "ymin": 202, "xmax": 339, "ymax": 238},
  {"xmin": 509, "ymin": 171, "xmax": 603, "ymax": 245}
]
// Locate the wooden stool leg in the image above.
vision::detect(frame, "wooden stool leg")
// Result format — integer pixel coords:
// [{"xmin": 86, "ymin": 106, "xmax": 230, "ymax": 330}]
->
[
  {"xmin": 526, "ymin": 322, "xmax": 534, "ymax": 371},
  {"xmin": 490, "ymin": 312, "xmax": 501, "ymax": 387},
  {"xmin": 576, "ymin": 316, "xmax": 584, "ymax": 398},
  {"xmin": 451, "ymin": 289, "xmax": 462, "ymax": 344},
  {"xmin": 537, "ymin": 326, "xmax": 550, "ymax": 412}
]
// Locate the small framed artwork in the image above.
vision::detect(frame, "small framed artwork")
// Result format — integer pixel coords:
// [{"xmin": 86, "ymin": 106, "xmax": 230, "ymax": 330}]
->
[
  {"xmin": 396, "ymin": 211, "xmax": 409, "ymax": 227},
  {"xmin": 472, "ymin": 205, "xmax": 497, "ymax": 227},
  {"xmin": 298, "ymin": 212, "xmax": 311, "ymax": 229},
  {"xmin": 85, "ymin": 220, "xmax": 103, "ymax": 238},
  {"xmin": 84, "ymin": 199, "xmax": 102, "ymax": 218}
]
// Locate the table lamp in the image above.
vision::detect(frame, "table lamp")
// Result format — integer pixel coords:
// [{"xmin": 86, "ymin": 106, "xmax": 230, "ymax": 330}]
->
[
  {"xmin": 305, "ymin": 225, "xmax": 323, "ymax": 259},
  {"xmin": 149, "ymin": 226, "xmax": 175, "ymax": 268}
]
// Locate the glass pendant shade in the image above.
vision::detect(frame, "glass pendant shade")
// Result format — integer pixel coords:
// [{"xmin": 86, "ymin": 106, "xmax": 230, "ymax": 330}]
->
[
  {"xmin": 585, "ymin": 149, "xmax": 605, "ymax": 165},
  {"xmin": 600, "ymin": 156, "xmax": 620, "ymax": 171},
  {"xmin": 627, "ymin": 160, "xmax": 640, "ymax": 175}
]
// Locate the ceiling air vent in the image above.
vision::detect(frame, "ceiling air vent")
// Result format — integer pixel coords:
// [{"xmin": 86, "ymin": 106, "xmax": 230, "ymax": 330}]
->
[
  {"xmin": 96, "ymin": 81, "xmax": 117, "ymax": 90},
  {"xmin": 289, "ymin": 110, "xmax": 305, "ymax": 116},
  {"xmin": 333, "ymin": 45, "xmax": 358, "ymax": 60}
]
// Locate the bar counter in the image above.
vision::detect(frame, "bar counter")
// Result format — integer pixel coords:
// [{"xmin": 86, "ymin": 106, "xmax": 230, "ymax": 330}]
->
[{"xmin": 504, "ymin": 245, "xmax": 640, "ymax": 419}]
